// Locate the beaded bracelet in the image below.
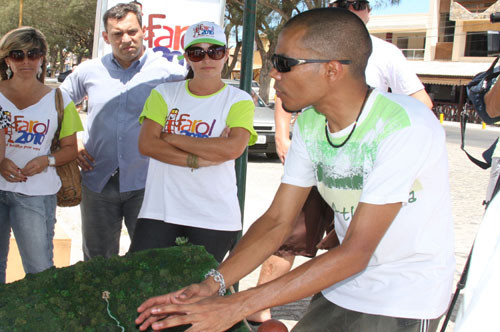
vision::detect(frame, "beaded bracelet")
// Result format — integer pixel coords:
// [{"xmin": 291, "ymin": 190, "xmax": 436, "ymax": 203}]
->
[
  {"xmin": 205, "ymin": 269, "xmax": 226, "ymax": 296},
  {"xmin": 186, "ymin": 153, "xmax": 199, "ymax": 171}
]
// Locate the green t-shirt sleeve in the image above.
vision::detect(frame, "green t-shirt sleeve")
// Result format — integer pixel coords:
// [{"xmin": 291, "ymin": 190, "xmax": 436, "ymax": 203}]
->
[
  {"xmin": 59, "ymin": 101, "xmax": 84, "ymax": 139},
  {"xmin": 226, "ymin": 100, "xmax": 257, "ymax": 146},
  {"xmin": 139, "ymin": 89, "xmax": 169, "ymax": 126}
]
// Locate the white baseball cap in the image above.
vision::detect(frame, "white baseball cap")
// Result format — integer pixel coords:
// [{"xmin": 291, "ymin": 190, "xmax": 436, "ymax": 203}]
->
[{"xmin": 183, "ymin": 21, "xmax": 226, "ymax": 50}]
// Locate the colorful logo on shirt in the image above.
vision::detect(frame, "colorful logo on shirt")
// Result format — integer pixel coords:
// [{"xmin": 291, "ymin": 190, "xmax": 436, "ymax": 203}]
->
[
  {"xmin": 6, "ymin": 114, "xmax": 51, "ymax": 147},
  {"xmin": 165, "ymin": 108, "xmax": 216, "ymax": 138},
  {"xmin": 0, "ymin": 107, "xmax": 12, "ymax": 129}
]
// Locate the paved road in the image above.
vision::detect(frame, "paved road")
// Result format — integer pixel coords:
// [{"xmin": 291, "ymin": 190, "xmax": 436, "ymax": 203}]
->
[
  {"xmin": 55, "ymin": 121, "xmax": 496, "ymax": 331},
  {"xmin": 444, "ymin": 121, "xmax": 500, "ymax": 148}
]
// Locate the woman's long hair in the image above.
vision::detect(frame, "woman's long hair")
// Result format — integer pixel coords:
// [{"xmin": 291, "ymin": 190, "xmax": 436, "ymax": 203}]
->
[{"xmin": 0, "ymin": 27, "xmax": 48, "ymax": 83}]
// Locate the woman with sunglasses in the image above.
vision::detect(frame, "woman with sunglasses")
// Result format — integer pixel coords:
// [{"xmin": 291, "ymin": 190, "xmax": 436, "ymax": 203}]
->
[
  {"xmin": 0, "ymin": 27, "xmax": 83, "ymax": 283},
  {"xmin": 129, "ymin": 21, "xmax": 257, "ymax": 262}
]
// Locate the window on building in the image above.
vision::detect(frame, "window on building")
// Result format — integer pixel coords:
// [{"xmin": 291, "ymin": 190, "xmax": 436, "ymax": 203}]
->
[
  {"xmin": 465, "ymin": 31, "xmax": 488, "ymax": 56},
  {"xmin": 439, "ymin": 13, "xmax": 455, "ymax": 43},
  {"xmin": 426, "ymin": 84, "xmax": 459, "ymax": 103},
  {"xmin": 396, "ymin": 37, "xmax": 409, "ymax": 50}
]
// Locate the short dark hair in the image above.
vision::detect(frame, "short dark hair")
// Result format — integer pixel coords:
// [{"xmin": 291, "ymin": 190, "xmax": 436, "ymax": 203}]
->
[
  {"xmin": 283, "ymin": 8, "xmax": 372, "ymax": 79},
  {"xmin": 130, "ymin": 0, "xmax": 142, "ymax": 9},
  {"xmin": 103, "ymin": 3, "xmax": 142, "ymax": 31}
]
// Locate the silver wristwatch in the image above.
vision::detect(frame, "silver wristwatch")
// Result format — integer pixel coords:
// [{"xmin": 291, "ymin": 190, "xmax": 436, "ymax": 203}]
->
[{"xmin": 47, "ymin": 154, "xmax": 56, "ymax": 166}]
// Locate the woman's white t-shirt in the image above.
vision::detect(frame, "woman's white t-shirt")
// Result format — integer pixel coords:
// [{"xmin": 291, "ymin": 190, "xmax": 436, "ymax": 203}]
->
[
  {"xmin": 0, "ymin": 89, "xmax": 83, "ymax": 195},
  {"xmin": 138, "ymin": 81, "xmax": 257, "ymax": 231}
]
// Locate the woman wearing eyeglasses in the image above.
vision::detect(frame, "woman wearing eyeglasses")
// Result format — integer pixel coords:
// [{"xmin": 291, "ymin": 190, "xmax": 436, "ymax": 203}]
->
[
  {"xmin": 129, "ymin": 21, "xmax": 257, "ymax": 262},
  {"xmin": 0, "ymin": 27, "xmax": 83, "ymax": 283}
]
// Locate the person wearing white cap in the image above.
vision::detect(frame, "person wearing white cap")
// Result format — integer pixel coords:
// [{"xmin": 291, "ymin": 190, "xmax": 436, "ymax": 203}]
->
[{"xmin": 128, "ymin": 21, "xmax": 257, "ymax": 262}]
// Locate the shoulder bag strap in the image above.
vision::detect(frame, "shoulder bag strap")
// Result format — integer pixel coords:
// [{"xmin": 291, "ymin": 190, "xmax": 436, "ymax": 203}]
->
[
  {"xmin": 50, "ymin": 88, "xmax": 65, "ymax": 153},
  {"xmin": 460, "ymin": 112, "xmax": 490, "ymax": 169}
]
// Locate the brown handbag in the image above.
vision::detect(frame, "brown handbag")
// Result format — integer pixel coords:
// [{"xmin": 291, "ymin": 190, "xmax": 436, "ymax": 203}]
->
[{"xmin": 50, "ymin": 88, "xmax": 82, "ymax": 207}]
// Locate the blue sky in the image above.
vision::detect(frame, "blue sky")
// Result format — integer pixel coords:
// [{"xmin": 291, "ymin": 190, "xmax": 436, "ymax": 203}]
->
[{"xmin": 371, "ymin": 0, "xmax": 430, "ymax": 16}]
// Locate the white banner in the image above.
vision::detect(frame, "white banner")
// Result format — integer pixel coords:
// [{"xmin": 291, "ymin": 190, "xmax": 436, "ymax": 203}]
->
[{"xmin": 93, "ymin": 0, "xmax": 226, "ymax": 66}]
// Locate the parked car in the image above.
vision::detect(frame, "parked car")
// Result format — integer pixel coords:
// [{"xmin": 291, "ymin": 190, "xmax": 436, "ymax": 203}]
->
[
  {"xmin": 232, "ymin": 79, "xmax": 260, "ymax": 94},
  {"xmin": 223, "ymin": 80, "xmax": 277, "ymax": 159}
]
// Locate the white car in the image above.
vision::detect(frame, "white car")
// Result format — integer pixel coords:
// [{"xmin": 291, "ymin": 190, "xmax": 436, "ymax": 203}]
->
[{"xmin": 224, "ymin": 80, "xmax": 277, "ymax": 159}]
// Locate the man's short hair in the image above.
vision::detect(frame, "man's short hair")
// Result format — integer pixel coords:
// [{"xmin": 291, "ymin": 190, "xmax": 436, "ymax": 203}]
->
[
  {"xmin": 103, "ymin": 3, "xmax": 142, "ymax": 32},
  {"xmin": 283, "ymin": 8, "xmax": 372, "ymax": 79}
]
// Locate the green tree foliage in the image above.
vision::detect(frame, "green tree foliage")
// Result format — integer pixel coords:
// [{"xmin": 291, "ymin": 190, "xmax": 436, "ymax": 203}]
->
[
  {"xmin": 0, "ymin": 0, "xmax": 96, "ymax": 76},
  {"xmin": 225, "ymin": 0, "xmax": 400, "ymax": 102}
]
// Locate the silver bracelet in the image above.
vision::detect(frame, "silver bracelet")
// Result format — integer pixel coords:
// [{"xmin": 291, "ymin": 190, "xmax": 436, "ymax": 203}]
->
[{"xmin": 205, "ymin": 269, "xmax": 226, "ymax": 296}]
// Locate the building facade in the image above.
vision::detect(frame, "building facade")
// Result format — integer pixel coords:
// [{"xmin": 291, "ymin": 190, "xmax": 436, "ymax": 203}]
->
[{"xmin": 368, "ymin": 0, "xmax": 500, "ymax": 123}]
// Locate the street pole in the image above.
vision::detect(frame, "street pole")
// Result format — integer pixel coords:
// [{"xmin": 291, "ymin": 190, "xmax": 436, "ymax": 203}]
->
[
  {"xmin": 233, "ymin": 0, "xmax": 256, "ymax": 292},
  {"xmin": 235, "ymin": 0, "xmax": 256, "ymax": 225},
  {"xmin": 18, "ymin": 0, "xmax": 23, "ymax": 27}
]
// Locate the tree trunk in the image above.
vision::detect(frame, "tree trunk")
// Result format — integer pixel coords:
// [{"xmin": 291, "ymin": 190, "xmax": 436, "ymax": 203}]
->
[
  {"xmin": 224, "ymin": 41, "xmax": 242, "ymax": 79},
  {"xmin": 259, "ymin": 58, "xmax": 273, "ymax": 103},
  {"xmin": 58, "ymin": 49, "xmax": 66, "ymax": 74},
  {"xmin": 255, "ymin": 35, "xmax": 277, "ymax": 103}
]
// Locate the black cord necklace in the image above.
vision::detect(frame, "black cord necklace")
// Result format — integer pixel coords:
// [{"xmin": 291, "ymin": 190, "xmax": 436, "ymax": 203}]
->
[{"xmin": 325, "ymin": 87, "xmax": 373, "ymax": 149}]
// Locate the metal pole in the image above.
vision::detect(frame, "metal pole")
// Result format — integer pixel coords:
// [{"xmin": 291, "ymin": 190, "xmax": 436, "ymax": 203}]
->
[
  {"xmin": 235, "ymin": 0, "xmax": 257, "ymax": 224},
  {"xmin": 18, "ymin": 0, "xmax": 23, "ymax": 27},
  {"xmin": 233, "ymin": 0, "xmax": 256, "ymax": 291}
]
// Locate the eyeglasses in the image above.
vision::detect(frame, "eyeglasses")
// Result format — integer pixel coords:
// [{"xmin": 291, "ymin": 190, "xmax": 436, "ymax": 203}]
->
[
  {"xmin": 185, "ymin": 45, "xmax": 226, "ymax": 62},
  {"xmin": 329, "ymin": 0, "xmax": 369, "ymax": 11},
  {"xmin": 271, "ymin": 54, "xmax": 351, "ymax": 73},
  {"xmin": 8, "ymin": 48, "xmax": 45, "ymax": 62}
]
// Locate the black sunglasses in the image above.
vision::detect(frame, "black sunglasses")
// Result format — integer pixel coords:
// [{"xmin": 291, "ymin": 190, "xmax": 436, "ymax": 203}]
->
[
  {"xmin": 329, "ymin": 0, "xmax": 369, "ymax": 11},
  {"xmin": 185, "ymin": 45, "xmax": 226, "ymax": 62},
  {"xmin": 8, "ymin": 48, "xmax": 45, "ymax": 62},
  {"xmin": 271, "ymin": 54, "xmax": 351, "ymax": 73}
]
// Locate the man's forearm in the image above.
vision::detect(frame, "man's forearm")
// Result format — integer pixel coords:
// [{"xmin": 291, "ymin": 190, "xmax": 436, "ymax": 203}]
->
[
  {"xmin": 222, "ymin": 201, "xmax": 402, "ymax": 317},
  {"xmin": 217, "ymin": 184, "xmax": 312, "ymax": 288},
  {"xmin": 274, "ymin": 97, "xmax": 293, "ymax": 162},
  {"xmin": 409, "ymin": 89, "xmax": 433, "ymax": 109},
  {"xmin": 225, "ymin": 242, "xmax": 369, "ymax": 319}
]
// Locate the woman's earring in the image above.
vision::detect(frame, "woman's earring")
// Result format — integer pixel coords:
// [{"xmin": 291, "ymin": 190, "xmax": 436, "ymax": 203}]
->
[
  {"xmin": 6, "ymin": 66, "xmax": 12, "ymax": 79},
  {"xmin": 37, "ymin": 66, "xmax": 42, "ymax": 79}
]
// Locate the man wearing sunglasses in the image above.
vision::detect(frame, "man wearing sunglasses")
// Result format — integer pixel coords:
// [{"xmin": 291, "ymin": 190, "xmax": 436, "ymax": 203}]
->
[
  {"xmin": 135, "ymin": 8, "xmax": 454, "ymax": 332},
  {"xmin": 250, "ymin": 0, "xmax": 435, "ymax": 325},
  {"xmin": 60, "ymin": 3, "xmax": 185, "ymax": 261}
]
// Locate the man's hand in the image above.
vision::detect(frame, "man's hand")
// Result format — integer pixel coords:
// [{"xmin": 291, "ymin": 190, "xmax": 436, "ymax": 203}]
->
[
  {"xmin": 76, "ymin": 139, "xmax": 94, "ymax": 171},
  {"xmin": 137, "ymin": 295, "xmax": 244, "ymax": 332},
  {"xmin": 136, "ymin": 281, "xmax": 217, "ymax": 330},
  {"xmin": 0, "ymin": 158, "xmax": 27, "ymax": 182}
]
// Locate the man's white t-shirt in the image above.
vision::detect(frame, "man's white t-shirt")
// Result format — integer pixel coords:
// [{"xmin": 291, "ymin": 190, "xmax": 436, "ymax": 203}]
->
[
  {"xmin": 138, "ymin": 81, "xmax": 257, "ymax": 231},
  {"xmin": 366, "ymin": 35, "xmax": 425, "ymax": 95},
  {"xmin": 283, "ymin": 90, "xmax": 455, "ymax": 319}
]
